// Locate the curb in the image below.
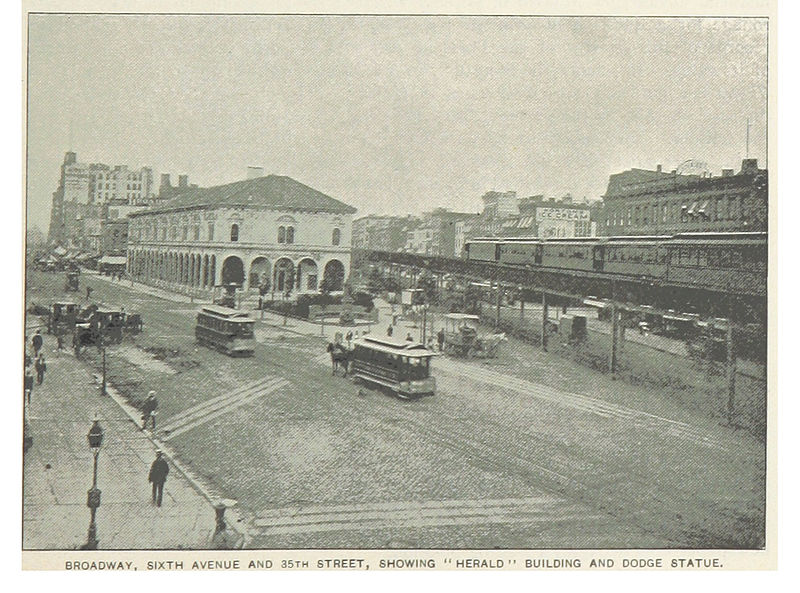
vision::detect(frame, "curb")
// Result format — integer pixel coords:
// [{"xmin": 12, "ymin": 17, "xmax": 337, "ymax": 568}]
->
[{"xmin": 98, "ymin": 379, "xmax": 250, "ymax": 548}]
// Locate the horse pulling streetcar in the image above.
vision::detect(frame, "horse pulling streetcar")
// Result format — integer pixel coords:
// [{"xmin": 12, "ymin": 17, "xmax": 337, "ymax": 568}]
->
[{"xmin": 195, "ymin": 305, "xmax": 256, "ymax": 356}]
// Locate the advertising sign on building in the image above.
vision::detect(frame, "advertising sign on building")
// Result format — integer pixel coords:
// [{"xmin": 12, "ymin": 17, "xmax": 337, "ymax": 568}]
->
[{"xmin": 536, "ymin": 207, "xmax": 590, "ymax": 222}]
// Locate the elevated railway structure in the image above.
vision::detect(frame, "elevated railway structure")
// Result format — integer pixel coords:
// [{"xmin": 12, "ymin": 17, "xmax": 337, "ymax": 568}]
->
[
  {"xmin": 355, "ymin": 233, "xmax": 767, "ymax": 420},
  {"xmin": 355, "ymin": 232, "xmax": 767, "ymax": 325}
]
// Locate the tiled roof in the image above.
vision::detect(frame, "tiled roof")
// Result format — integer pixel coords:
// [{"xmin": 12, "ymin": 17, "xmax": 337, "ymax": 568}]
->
[{"xmin": 131, "ymin": 175, "xmax": 356, "ymax": 216}]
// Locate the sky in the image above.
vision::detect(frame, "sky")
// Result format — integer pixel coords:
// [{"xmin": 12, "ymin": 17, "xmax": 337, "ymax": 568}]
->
[{"xmin": 25, "ymin": 15, "xmax": 768, "ymax": 234}]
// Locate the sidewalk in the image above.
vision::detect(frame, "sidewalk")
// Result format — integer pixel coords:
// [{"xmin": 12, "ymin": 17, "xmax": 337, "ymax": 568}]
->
[{"xmin": 22, "ymin": 332, "xmax": 217, "ymax": 550}]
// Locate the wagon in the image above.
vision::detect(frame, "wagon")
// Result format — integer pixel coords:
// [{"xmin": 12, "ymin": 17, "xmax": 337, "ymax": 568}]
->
[{"xmin": 443, "ymin": 313, "xmax": 506, "ymax": 359}]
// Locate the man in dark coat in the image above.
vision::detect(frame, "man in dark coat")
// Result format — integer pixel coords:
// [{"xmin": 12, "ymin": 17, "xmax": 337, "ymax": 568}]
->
[
  {"xmin": 148, "ymin": 450, "xmax": 169, "ymax": 507},
  {"xmin": 35, "ymin": 355, "xmax": 46, "ymax": 385},
  {"xmin": 437, "ymin": 328, "xmax": 445, "ymax": 351},
  {"xmin": 141, "ymin": 391, "xmax": 158, "ymax": 430},
  {"xmin": 32, "ymin": 330, "xmax": 43, "ymax": 356}
]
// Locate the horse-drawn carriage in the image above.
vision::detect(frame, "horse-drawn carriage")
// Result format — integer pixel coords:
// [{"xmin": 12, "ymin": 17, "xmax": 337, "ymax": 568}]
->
[
  {"xmin": 72, "ymin": 305, "xmax": 141, "ymax": 350},
  {"xmin": 47, "ymin": 301, "xmax": 80, "ymax": 334},
  {"xmin": 442, "ymin": 313, "xmax": 506, "ymax": 359}
]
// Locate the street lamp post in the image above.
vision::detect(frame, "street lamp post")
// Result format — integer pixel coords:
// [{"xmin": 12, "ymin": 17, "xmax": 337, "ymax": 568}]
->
[
  {"xmin": 84, "ymin": 419, "xmax": 104, "ymax": 550},
  {"xmin": 101, "ymin": 341, "xmax": 107, "ymax": 396}
]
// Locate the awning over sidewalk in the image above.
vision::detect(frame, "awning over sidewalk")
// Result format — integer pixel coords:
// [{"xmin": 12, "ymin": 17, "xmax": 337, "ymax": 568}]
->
[{"xmin": 98, "ymin": 256, "xmax": 127, "ymax": 266}]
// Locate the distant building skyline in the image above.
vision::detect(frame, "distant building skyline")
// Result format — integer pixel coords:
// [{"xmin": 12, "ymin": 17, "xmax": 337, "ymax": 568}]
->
[{"xmin": 27, "ymin": 15, "xmax": 768, "ymax": 234}]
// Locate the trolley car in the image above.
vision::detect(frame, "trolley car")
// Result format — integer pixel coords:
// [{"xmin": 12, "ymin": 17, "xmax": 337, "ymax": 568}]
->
[
  {"xmin": 349, "ymin": 335, "xmax": 437, "ymax": 399},
  {"xmin": 195, "ymin": 305, "xmax": 255, "ymax": 356}
]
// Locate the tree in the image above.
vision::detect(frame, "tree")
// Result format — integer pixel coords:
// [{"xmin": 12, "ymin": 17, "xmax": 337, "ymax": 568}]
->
[
  {"xmin": 258, "ymin": 273, "xmax": 271, "ymax": 296},
  {"xmin": 367, "ymin": 268, "xmax": 384, "ymax": 296},
  {"xmin": 417, "ymin": 273, "xmax": 439, "ymax": 306},
  {"xmin": 463, "ymin": 284, "xmax": 483, "ymax": 315}
]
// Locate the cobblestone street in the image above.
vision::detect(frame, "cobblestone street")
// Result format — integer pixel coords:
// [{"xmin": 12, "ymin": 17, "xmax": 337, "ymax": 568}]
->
[{"xmin": 24, "ymin": 269, "xmax": 765, "ymax": 549}]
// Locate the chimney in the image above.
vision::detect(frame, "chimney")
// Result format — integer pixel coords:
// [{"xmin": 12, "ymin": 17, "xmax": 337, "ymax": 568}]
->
[
  {"xmin": 160, "ymin": 173, "xmax": 171, "ymax": 187},
  {"xmin": 178, "ymin": 175, "xmax": 188, "ymax": 188},
  {"xmin": 722, "ymin": 169, "xmax": 734, "ymax": 177},
  {"xmin": 740, "ymin": 159, "xmax": 758, "ymax": 174},
  {"xmin": 247, "ymin": 166, "xmax": 264, "ymax": 180},
  {"xmin": 656, "ymin": 164, "xmax": 662, "ymax": 173},
  {"xmin": 64, "ymin": 151, "xmax": 77, "ymax": 165}
]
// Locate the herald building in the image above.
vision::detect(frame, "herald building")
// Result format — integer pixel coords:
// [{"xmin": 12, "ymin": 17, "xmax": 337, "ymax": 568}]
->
[{"xmin": 127, "ymin": 171, "xmax": 356, "ymax": 294}]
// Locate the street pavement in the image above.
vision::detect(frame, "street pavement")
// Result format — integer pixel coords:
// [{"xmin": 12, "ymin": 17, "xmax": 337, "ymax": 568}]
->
[
  {"xmin": 22, "ymin": 331, "xmax": 218, "ymax": 550},
  {"xmin": 24, "ymin": 270, "xmax": 765, "ymax": 549}
]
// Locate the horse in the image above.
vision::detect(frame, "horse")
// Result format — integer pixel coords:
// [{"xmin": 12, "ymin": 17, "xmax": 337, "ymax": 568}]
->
[{"xmin": 326, "ymin": 342, "xmax": 351, "ymax": 377}]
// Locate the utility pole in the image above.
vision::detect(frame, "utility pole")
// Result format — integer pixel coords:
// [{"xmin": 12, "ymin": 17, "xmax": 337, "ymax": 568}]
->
[
  {"xmin": 726, "ymin": 300, "xmax": 737, "ymax": 426},
  {"xmin": 541, "ymin": 291, "xmax": 548, "ymax": 352},
  {"xmin": 746, "ymin": 117, "xmax": 750, "ymax": 159}
]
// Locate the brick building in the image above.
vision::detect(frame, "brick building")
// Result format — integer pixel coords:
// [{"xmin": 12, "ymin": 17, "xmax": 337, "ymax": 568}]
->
[{"xmin": 600, "ymin": 159, "xmax": 767, "ymax": 235}]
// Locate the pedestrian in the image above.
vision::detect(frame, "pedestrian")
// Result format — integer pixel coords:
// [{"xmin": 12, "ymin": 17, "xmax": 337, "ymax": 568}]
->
[
  {"xmin": 35, "ymin": 354, "xmax": 46, "ymax": 385},
  {"xmin": 387, "ymin": 324, "xmax": 393, "ymax": 337},
  {"xmin": 148, "ymin": 450, "xmax": 169, "ymax": 507},
  {"xmin": 31, "ymin": 330, "xmax": 43, "ymax": 356},
  {"xmin": 406, "ymin": 332, "xmax": 413, "ymax": 342},
  {"xmin": 24, "ymin": 365, "xmax": 34, "ymax": 404},
  {"xmin": 56, "ymin": 332, "xmax": 64, "ymax": 354},
  {"xmin": 345, "ymin": 330, "xmax": 353, "ymax": 348},
  {"xmin": 141, "ymin": 391, "xmax": 158, "ymax": 430},
  {"xmin": 86, "ymin": 286, "xmax": 93, "ymax": 301},
  {"xmin": 437, "ymin": 328, "xmax": 445, "ymax": 352}
]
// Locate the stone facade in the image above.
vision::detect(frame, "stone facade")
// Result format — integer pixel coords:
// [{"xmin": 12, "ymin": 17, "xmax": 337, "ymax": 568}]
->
[{"xmin": 127, "ymin": 175, "xmax": 356, "ymax": 295}]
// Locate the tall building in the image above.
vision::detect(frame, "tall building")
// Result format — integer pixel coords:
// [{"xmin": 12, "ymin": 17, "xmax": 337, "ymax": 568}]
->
[
  {"xmin": 127, "ymin": 173, "xmax": 357, "ymax": 293},
  {"xmin": 47, "ymin": 152, "xmax": 154, "ymax": 249},
  {"xmin": 600, "ymin": 159, "xmax": 767, "ymax": 235}
]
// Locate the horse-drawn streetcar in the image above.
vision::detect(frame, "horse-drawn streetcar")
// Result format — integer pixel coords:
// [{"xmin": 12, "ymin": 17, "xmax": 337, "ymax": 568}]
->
[
  {"xmin": 195, "ymin": 305, "xmax": 255, "ymax": 356},
  {"xmin": 349, "ymin": 335, "xmax": 438, "ymax": 399}
]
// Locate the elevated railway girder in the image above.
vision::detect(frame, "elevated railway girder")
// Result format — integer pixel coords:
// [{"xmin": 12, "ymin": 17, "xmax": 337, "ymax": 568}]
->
[{"xmin": 354, "ymin": 249, "xmax": 767, "ymax": 325}]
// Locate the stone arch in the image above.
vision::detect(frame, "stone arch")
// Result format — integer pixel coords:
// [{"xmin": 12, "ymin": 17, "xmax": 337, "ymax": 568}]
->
[
  {"xmin": 296, "ymin": 257, "xmax": 319, "ymax": 292},
  {"xmin": 249, "ymin": 257, "xmax": 271, "ymax": 290},
  {"xmin": 273, "ymin": 257, "xmax": 295, "ymax": 294},
  {"xmin": 221, "ymin": 255, "xmax": 245, "ymax": 286},
  {"xmin": 322, "ymin": 259, "xmax": 345, "ymax": 292}
]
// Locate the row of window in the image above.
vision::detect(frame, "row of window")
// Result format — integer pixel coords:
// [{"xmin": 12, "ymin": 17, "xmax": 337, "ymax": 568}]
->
[
  {"xmin": 96, "ymin": 172, "xmax": 144, "ymax": 180},
  {"xmin": 133, "ymin": 223, "xmax": 343, "ymax": 246},
  {"xmin": 606, "ymin": 194, "xmax": 753, "ymax": 227}
]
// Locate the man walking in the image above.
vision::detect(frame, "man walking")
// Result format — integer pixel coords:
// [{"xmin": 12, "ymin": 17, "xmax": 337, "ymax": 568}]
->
[
  {"xmin": 32, "ymin": 330, "xmax": 43, "ymax": 357},
  {"xmin": 35, "ymin": 354, "xmax": 47, "ymax": 385},
  {"xmin": 437, "ymin": 328, "xmax": 445, "ymax": 352},
  {"xmin": 24, "ymin": 365, "xmax": 34, "ymax": 404},
  {"xmin": 141, "ymin": 391, "xmax": 158, "ymax": 430},
  {"xmin": 148, "ymin": 450, "xmax": 169, "ymax": 507}
]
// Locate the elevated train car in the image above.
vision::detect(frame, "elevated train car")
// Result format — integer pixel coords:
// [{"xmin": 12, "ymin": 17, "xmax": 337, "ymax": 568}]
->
[
  {"xmin": 464, "ymin": 232, "xmax": 767, "ymax": 295},
  {"xmin": 663, "ymin": 232, "xmax": 767, "ymax": 294}
]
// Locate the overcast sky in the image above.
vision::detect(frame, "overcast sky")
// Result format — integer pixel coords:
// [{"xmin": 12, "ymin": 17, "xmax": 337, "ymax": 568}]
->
[{"xmin": 26, "ymin": 15, "xmax": 767, "ymax": 233}]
